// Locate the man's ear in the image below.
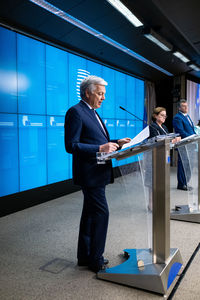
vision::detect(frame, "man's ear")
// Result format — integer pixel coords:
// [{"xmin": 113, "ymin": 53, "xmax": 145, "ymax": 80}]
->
[{"xmin": 85, "ymin": 88, "xmax": 90, "ymax": 99}]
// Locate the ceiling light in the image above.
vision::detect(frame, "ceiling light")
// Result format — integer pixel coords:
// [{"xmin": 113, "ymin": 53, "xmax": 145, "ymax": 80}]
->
[
  {"xmin": 29, "ymin": 0, "xmax": 172, "ymax": 76},
  {"xmin": 188, "ymin": 64, "xmax": 200, "ymax": 72},
  {"xmin": 143, "ymin": 29, "xmax": 173, "ymax": 52},
  {"xmin": 173, "ymin": 51, "xmax": 189, "ymax": 63},
  {"xmin": 106, "ymin": 0, "xmax": 143, "ymax": 27}
]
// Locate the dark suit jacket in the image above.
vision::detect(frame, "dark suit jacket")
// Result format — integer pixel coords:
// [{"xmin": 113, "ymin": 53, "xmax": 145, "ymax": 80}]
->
[
  {"xmin": 173, "ymin": 112, "xmax": 195, "ymax": 138},
  {"xmin": 65, "ymin": 101, "xmax": 117, "ymax": 187},
  {"xmin": 149, "ymin": 121, "xmax": 169, "ymax": 138}
]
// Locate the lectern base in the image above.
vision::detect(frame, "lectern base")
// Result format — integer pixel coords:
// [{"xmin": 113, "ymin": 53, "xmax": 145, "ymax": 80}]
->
[
  {"xmin": 97, "ymin": 248, "xmax": 182, "ymax": 295},
  {"xmin": 171, "ymin": 205, "xmax": 200, "ymax": 223}
]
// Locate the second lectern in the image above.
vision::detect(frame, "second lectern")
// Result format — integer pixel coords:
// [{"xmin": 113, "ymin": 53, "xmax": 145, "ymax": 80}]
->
[{"xmin": 97, "ymin": 138, "xmax": 183, "ymax": 295}]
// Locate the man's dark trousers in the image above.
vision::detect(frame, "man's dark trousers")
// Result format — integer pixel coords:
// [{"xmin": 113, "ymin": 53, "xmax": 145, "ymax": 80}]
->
[
  {"xmin": 177, "ymin": 153, "xmax": 187, "ymax": 187},
  {"xmin": 77, "ymin": 185, "xmax": 109, "ymax": 268},
  {"xmin": 177, "ymin": 150, "xmax": 191, "ymax": 188}
]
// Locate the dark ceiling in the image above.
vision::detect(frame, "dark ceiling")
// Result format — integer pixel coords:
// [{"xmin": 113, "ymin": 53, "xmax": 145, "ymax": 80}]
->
[{"xmin": 0, "ymin": 0, "xmax": 200, "ymax": 82}]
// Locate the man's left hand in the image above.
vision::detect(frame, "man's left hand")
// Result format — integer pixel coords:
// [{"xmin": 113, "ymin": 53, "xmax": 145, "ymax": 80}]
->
[{"xmin": 118, "ymin": 137, "xmax": 131, "ymax": 147}]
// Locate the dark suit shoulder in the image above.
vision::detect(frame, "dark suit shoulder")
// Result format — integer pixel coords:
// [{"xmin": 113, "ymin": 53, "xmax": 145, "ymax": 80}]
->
[
  {"xmin": 149, "ymin": 122, "xmax": 169, "ymax": 138},
  {"xmin": 162, "ymin": 124, "xmax": 169, "ymax": 133},
  {"xmin": 149, "ymin": 122, "xmax": 160, "ymax": 138},
  {"xmin": 173, "ymin": 112, "xmax": 183, "ymax": 120},
  {"xmin": 65, "ymin": 101, "xmax": 85, "ymax": 118},
  {"xmin": 67, "ymin": 101, "xmax": 83, "ymax": 112}
]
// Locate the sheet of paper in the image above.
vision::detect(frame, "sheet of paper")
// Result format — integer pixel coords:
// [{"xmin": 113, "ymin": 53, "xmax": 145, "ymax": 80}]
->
[{"xmin": 121, "ymin": 125, "xmax": 150, "ymax": 149}]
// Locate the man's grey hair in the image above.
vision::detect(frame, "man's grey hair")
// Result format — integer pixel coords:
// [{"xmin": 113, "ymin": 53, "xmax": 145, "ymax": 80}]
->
[
  {"xmin": 178, "ymin": 99, "xmax": 187, "ymax": 108},
  {"xmin": 80, "ymin": 75, "xmax": 108, "ymax": 99}
]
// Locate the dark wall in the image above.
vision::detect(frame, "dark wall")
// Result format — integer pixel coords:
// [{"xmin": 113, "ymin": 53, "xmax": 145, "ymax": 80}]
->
[{"xmin": 155, "ymin": 78, "xmax": 174, "ymax": 132}]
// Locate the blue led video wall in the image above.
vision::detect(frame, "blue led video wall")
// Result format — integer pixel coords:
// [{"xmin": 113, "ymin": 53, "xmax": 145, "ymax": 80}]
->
[{"xmin": 0, "ymin": 25, "xmax": 145, "ymax": 197}]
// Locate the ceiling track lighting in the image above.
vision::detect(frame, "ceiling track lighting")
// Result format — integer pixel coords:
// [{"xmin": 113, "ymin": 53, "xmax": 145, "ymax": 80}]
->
[
  {"xmin": 143, "ymin": 28, "xmax": 173, "ymax": 52},
  {"xmin": 188, "ymin": 63, "xmax": 200, "ymax": 72},
  {"xmin": 28, "ymin": 0, "xmax": 173, "ymax": 76},
  {"xmin": 173, "ymin": 51, "xmax": 190, "ymax": 63},
  {"xmin": 106, "ymin": 0, "xmax": 143, "ymax": 27}
]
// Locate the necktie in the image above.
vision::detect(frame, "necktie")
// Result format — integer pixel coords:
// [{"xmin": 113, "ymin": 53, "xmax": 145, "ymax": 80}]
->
[
  {"xmin": 91, "ymin": 109, "xmax": 107, "ymax": 136},
  {"xmin": 186, "ymin": 115, "xmax": 193, "ymax": 127}
]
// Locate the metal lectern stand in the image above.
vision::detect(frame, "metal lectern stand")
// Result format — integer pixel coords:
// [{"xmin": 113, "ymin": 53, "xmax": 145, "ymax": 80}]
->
[
  {"xmin": 97, "ymin": 139, "xmax": 183, "ymax": 295},
  {"xmin": 171, "ymin": 135, "xmax": 200, "ymax": 223}
]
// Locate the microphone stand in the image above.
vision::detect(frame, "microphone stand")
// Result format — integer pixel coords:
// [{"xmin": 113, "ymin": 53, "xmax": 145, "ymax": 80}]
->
[
  {"xmin": 119, "ymin": 106, "xmax": 180, "ymax": 142},
  {"xmin": 119, "ymin": 106, "xmax": 148, "ymax": 125}
]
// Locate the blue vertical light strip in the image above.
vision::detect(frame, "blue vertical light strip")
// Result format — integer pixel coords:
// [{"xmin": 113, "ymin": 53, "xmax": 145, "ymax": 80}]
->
[
  {"xmin": 29, "ymin": 0, "xmax": 173, "ymax": 76},
  {"xmin": 196, "ymin": 83, "xmax": 200, "ymax": 119},
  {"xmin": 45, "ymin": 44, "xmax": 48, "ymax": 184},
  {"xmin": 16, "ymin": 30, "xmax": 20, "ymax": 193}
]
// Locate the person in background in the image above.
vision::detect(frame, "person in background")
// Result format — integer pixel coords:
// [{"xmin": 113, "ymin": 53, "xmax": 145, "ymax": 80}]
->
[
  {"xmin": 173, "ymin": 99, "xmax": 195, "ymax": 191},
  {"xmin": 64, "ymin": 75, "xmax": 131, "ymax": 273},
  {"xmin": 149, "ymin": 107, "xmax": 169, "ymax": 138},
  {"xmin": 146, "ymin": 107, "xmax": 180, "ymax": 210},
  {"xmin": 149, "ymin": 107, "xmax": 180, "ymax": 142}
]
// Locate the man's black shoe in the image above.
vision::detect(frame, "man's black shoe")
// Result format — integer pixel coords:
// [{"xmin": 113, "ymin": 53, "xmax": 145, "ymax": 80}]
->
[
  {"xmin": 77, "ymin": 260, "xmax": 88, "ymax": 266},
  {"xmin": 177, "ymin": 185, "xmax": 187, "ymax": 191},
  {"xmin": 88, "ymin": 263, "xmax": 107, "ymax": 273},
  {"xmin": 103, "ymin": 259, "xmax": 109, "ymax": 265},
  {"xmin": 78, "ymin": 258, "xmax": 109, "ymax": 267}
]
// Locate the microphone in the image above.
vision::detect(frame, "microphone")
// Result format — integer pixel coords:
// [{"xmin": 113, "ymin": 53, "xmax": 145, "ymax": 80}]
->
[
  {"xmin": 119, "ymin": 106, "xmax": 180, "ymax": 142},
  {"xmin": 119, "ymin": 106, "xmax": 158, "ymax": 138},
  {"xmin": 119, "ymin": 106, "xmax": 147, "ymax": 124}
]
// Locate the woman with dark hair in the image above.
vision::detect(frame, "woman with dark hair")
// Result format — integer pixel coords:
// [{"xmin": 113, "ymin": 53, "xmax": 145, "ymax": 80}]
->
[
  {"xmin": 145, "ymin": 107, "xmax": 180, "ymax": 210},
  {"xmin": 149, "ymin": 107, "xmax": 169, "ymax": 138},
  {"xmin": 149, "ymin": 107, "xmax": 181, "ymax": 144}
]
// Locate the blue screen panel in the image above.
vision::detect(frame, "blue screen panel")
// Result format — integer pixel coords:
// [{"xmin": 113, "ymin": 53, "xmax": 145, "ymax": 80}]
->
[
  {"xmin": 126, "ymin": 119, "xmax": 136, "ymax": 139},
  {"xmin": 46, "ymin": 45, "xmax": 69, "ymax": 116},
  {"xmin": 47, "ymin": 116, "xmax": 69, "ymax": 183},
  {"xmin": 116, "ymin": 119, "xmax": 127, "ymax": 166},
  {"xmin": 102, "ymin": 66, "xmax": 115, "ymax": 119},
  {"xmin": 0, "ymin": 27, "xmax": 17, "ymax": 113},
  {"xmin": 115, "ymin": 71, "xmax": 126, "ymax": 119},
  {"xmin": 0, "ymin": 114, "xmax": 19, "ymax": 196},
  {"xmin": 19, "ymin": 115, "xmax": 47, "ymax": 191},
  {"xmin": 126, "ymin": 119, "xmax": 137, "ymax": 164},
  {"xmin": 104, "ymin": 118, "xmax": 116, "ymax": 140},
  {"xmin": 126, "ymin": 75, "xmax": 136, "ymax": 119},
  {"xmin": 68, "ymin": 53, "xmax": 87, "ymax": 107},
  {"xmin": 17, "ymin": 34, "xmax": 45, "ymax": 114},
  {"xmin": 116, "ymin": 119, "xmax": 127, "ymax": 140},
  {"xmin": 87, "ymin": 60, "xmax": 102, "ymax": 77},
  {"xmin": 135, "ymin": 120, "xmax": 144, "ymax": 136},
  {"xmin": 135, "ymin": 78, "xmax": 144, "ymax": 121},
  {"xmin": 0, "ymin": 24, "xmax": 146, "ymax": 197},
  {"xmin": 69, "ymin": 155, "xmax": 73, "ymax": 179},
  {"xmin": 87, "ymin": 60, "xmax": 103, "ymax": 114}
]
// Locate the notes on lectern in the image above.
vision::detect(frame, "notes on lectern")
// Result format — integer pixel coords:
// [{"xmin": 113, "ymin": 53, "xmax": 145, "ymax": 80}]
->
[{"xmin": 121, "ymin": 126, "xmax": 150, "ymax": 149}]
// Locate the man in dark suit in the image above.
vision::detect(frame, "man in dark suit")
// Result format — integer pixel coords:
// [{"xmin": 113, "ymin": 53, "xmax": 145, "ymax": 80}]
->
[
  {"xmin": 65, "ymin": 75, "xmax": 130, "ymax": 272},
  {"xmin": 173, "ymin": 99, "xmax": 195, "ymax": 190}
]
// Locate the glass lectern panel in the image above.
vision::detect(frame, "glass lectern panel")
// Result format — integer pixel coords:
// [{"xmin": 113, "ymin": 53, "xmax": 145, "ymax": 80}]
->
[
  {"xmin": 178, "ymin": 141, "xmax": 198, "ymax": 211},
  {"xmin": 106, "ymin": 150, "xmax": 153, "ymax": 266}
]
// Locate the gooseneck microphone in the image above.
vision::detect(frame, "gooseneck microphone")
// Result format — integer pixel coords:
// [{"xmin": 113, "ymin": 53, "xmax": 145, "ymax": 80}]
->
[
  {"xmin": 119, "ymin": 106, "xmax": 147, "ymax": 124},
  {"xmin": 119, "ymin": 106, "xmax": 158, "ymax": 134},
  {"xmin": 119, "ymin": 106, "xmax": 180, "ymax": 140}
]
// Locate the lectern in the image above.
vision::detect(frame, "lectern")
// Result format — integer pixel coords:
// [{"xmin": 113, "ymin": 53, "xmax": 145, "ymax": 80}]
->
[
  {"xmin": 97, "ymin": 138, "xmax": 183, "ymax": 295},
  {"xmin": 171, "ymin": 135, "xmax": 200, "ymax": 223}
]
